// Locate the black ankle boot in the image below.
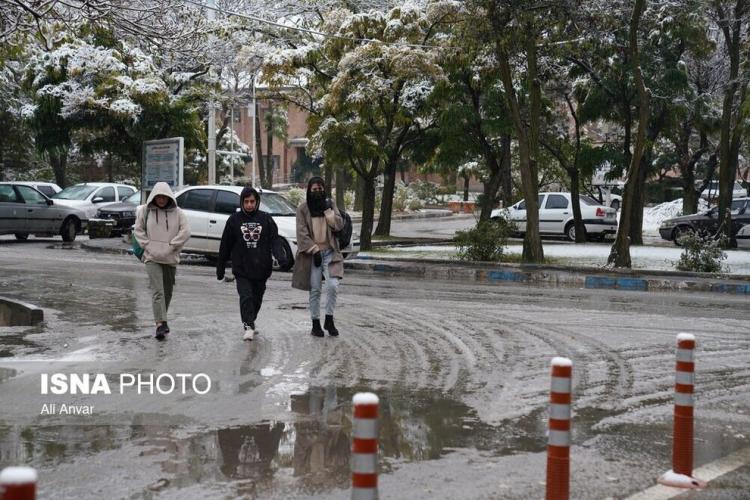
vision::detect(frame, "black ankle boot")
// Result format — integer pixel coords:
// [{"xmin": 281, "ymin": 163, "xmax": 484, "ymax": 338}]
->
[
  {"xmin": 310, "ymin": 319, "xmax": 324, "ymax": 337},
  {"xmin": 324, "ymin": 315, "xmax": 339, "ymax": 337}
]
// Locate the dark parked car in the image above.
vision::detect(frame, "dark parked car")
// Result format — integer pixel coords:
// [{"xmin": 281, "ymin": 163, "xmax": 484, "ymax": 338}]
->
[
  {"xmin": 91, "ymin": 191, "xmax": 140, "ymax": 237},
  {"xmin": 659, "ymin": 197, "xmax": 750, "ymax": 245}
]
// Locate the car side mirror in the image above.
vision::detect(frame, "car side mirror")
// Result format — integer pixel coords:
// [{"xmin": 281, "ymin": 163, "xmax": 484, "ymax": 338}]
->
[
  {"xmin": 92, "ymin": 197, "xmax": 104, "ymax": 203},
  {"xmin": 46, "ymin": 199, "xmax": 53, "ymax": 206}
]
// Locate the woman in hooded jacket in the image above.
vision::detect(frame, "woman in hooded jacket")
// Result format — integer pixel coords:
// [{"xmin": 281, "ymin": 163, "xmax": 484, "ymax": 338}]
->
[
  {"xmin": 133, "ymin": 182, "xmax": 191, "ymax": 340},
  {"xmin": 292, "ymin": 177, "xmax": 344, "ymax": 337}
]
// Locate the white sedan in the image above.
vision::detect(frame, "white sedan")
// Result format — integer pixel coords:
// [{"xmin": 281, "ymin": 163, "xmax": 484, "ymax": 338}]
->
[
  {"xmin": 52, "ymin": 182, "xmax": 137, "ymax": 219},
  {"xmin": 174, "ymin": 185, "xmax": 359, "ymax": 271},
  {"xmin": 738, "ymin": 225, "xmax": 750, "ymax": 249},
  {"xmin": 491, "ymin": 192, "xmax": 618, "ymax": 241}
]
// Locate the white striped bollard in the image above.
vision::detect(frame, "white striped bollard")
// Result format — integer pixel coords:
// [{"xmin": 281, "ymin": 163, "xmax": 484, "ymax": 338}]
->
[
  {"xmin": 657, "ymin": 333, "xmax": 706, "ymax": 489},
  {"xmin": 0, "ymin": 466, "xmax": 37, "ymax": 500},
  {"xmin": 351, "ymin": 392, "xmax": 379, "ymax": 500},
  {"xmin": 546, "ymin": 357, "xmax": 572, "ymax": 500}
]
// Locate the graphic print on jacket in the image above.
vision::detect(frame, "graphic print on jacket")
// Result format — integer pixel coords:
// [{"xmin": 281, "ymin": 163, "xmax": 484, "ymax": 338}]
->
[{"xmin": 241, "ymin": 222, "xmax": 263, "ymax": 247}]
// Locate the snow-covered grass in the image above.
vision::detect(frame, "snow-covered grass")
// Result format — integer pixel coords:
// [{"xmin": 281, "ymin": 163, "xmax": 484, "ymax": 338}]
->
[{"xmin": 365, "ymin": 243, "xmax": 750, "ymax": 275}]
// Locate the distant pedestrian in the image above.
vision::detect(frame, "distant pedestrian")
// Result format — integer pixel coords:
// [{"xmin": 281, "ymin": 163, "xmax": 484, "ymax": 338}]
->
[
  {"xmin": 216, "ymin": 187, "xmax": 289, "ymax": 341},
  {"xmin": 133, "ymin": 182, "xmax": 191, "ymax": 340},
  {"xmin": 292, "ymin": 177, "xmax": 344, "ymax": 337}
]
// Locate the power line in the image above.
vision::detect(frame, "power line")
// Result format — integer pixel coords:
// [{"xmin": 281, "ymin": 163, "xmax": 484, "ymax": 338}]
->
[{"xmin": 181, "ymin": 0, "xmax": 439, "ymax": 50}]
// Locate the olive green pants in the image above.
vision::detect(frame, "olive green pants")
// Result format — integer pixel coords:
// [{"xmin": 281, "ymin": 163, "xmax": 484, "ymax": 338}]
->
[{"xmin": 145, "ymin": 262, "xmax": 176, "ymax": 323}]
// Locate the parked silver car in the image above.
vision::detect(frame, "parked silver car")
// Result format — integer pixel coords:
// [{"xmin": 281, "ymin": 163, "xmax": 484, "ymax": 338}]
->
[{"xmin": 0, "ymin": 182, "xmax": 88, "ymax": 241}]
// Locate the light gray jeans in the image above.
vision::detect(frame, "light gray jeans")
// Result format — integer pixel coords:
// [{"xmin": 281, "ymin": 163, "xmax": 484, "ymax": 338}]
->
[{"xmin": 309, "ymin": 249, "xmax": 338, "ymax": 319}]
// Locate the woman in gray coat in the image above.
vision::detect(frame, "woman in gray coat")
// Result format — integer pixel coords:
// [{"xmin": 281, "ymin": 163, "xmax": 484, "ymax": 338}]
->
[{"xmin": 292, "ymin": 177, "xmax": 344, "ymax": 337}]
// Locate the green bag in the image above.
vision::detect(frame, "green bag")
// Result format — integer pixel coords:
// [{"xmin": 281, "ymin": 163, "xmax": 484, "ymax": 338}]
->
[{"xmin": 131, "ymin": 208, "xmax": 148, "ymax": 261}]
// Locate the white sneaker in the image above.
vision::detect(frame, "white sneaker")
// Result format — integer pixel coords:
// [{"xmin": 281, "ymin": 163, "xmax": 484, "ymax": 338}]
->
[{"xmin": 242, "ymin": 326, "xmax": 254, "ymax": 341}]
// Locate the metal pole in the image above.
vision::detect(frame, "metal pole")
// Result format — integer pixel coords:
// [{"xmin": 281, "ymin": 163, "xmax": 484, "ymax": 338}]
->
[
  {"xmin": 208, "ymin": 102, "xmax": 216, "ymax": 184},
  {"xmin": 252, "ymin": 75, "xmax": 257, "ymax": 187},
  {"xmin": 230, "ymin": 105, "xmax": 234, "ymax": 184},
  {"xmin": 206, "ymin": 0, "xmax": 216, "ymax": 185}
]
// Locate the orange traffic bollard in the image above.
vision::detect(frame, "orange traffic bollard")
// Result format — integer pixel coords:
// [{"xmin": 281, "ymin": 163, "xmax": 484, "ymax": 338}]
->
[
  {"xmin": 546, "ymin": 357, "xmax": 572, "ymax": 500},
  {"xmin": 351, "ymin": 392, "xmax": 379, "ymax": 500},
  {"xmin": 0, "ymin": 466, "xmax": 37, "ymax": 500},
  {"xmin": 657, "ymin": 333, "xmax": 706, "ymax": 489}
]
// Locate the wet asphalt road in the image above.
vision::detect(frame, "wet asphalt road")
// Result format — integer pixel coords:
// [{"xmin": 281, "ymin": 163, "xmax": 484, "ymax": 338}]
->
[{"xmin": 0, "ymin": 238, "xmax": 748, "ymax": 499}]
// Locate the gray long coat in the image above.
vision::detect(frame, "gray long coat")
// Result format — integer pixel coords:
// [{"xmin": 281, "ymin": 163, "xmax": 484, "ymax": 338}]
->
[{"xmin": 292, "ymin": 200, "xmax": 344, "ymax": 291}]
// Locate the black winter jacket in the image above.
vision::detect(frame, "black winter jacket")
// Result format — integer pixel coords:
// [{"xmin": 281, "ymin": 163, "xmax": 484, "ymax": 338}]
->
[{"xmin": 217, "ymin": 208, "xmax": 286, "ymax": 280}]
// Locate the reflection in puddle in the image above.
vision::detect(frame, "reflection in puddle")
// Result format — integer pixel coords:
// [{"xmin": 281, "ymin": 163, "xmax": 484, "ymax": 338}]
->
[
  {"xmin": 3, "ymin": 386, "xmax": 744, "ymax": 497},
  {"xmin": 0, "ymin": 386, "xmax": 515, "ymax": 495}
]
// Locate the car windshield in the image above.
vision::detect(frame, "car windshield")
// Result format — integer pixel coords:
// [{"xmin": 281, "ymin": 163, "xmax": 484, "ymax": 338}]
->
[
  {"xmin": 579, "ymin": 195, "xmax": 602, "ymax": 206},
  {"xmin": 53, "ymin": 185, "xmax": 97, "ymax": 200},
  {"xmin": 122, "ymin": 192, "xmax": 140, "ymax": 203},
  {"xmin": 262, "ymin": 192, "xmax": 297, "ymax": 216}
]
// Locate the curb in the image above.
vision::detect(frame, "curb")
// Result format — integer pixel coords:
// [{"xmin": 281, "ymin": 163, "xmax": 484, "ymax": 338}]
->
[
  {"xmin": 344, "ymin": 257, "xmax": 750, "ymax": 296},
  {"xmin": 81, "ymin": 241, "xmax": 750, "ymax": 296},
  {"xmin": 0, "ymin": 296, "xmax": 44, "ymax": 326}
]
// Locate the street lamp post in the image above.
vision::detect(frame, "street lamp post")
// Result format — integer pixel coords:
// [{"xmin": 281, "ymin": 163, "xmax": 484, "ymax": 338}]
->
[{"xmin": 252, "ymin": 75, "xmax": 257, "ymax": 187}]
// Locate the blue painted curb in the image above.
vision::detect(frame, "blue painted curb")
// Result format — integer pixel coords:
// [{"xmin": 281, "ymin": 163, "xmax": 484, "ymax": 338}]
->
[
  {"xmin": 487, "ymin": 270, "xmax": 527, "ymax": 283},
  {"xmin": 585, "ymin": 276, "xmax": 648, "ymax": 292}
]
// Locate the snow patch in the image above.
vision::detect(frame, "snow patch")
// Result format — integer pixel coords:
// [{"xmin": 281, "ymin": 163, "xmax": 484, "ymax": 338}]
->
[
  {"xmin": 0, "ymin": 466, "xmax": 37, "ymax": 484},
  {"xmin": 353, "ymin": 392, "xmax": 379, "ymax": 405},
  {"xmin": 677, "ymin": 333, "xmax": 696, "ymax": 342},
  {"xmin": 551, "ymin": 357, "xmax": 572, "ymax": 367}
]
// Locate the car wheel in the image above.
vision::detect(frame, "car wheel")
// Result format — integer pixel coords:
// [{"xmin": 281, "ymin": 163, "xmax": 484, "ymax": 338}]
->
[
  {"xmin": 611, "ymin": 199, "xmax": 620, "ymax": 211},
  {"xmin": 673, "ymin": 225, "xmax": 693, "ymax": 246},
  {"xmin": 14, "ymin": 233, "xmax": 29, "ymax": 241},
  {"xmin": 61, "ymin": 217, "xmax": 78, "ymax": 242},
  {"xmin": 565, "ymin": 222, "xmax": 585, "ymax": 242},
  {"xmin": 273, "ymin": 238, "xmax": 295, "ymax": 272}
]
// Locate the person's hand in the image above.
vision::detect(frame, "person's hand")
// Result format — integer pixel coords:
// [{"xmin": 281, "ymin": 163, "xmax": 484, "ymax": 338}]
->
[
  {"xmin": 325, "ymin": 198, "xmax": 333, "ymax": 210},
  {"xmin": 216, "ymin": 267, "xmax": 225, "ymax": 281},
  {"xmin": 313, "ymin": 251, "xmax": 322, "ymax": 267}
]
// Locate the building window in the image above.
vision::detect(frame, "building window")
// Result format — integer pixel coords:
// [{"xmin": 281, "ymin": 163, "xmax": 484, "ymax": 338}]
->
[{"xmin": 261, "ymin": 155, "xmax": 280, "ymax": 170}]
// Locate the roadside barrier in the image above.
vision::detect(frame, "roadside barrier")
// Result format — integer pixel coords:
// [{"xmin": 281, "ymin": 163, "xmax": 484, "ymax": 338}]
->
[
  {"xmin": 546, "ymin": 357, "xmax": 572, "ymax": 500},
  {"xmin": 657, "ymin": 333, "xmax": 706, "ymax": 489},
  {"xmin": 351, "ymin": 392, "xmax": 379, "ymax": 500},
  {"xmin": 0, "ymin": 466, "xmax": 37, "ymax": 500}
]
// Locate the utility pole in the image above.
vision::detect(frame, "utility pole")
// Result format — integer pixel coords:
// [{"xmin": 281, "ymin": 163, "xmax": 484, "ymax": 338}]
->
[
  {"xmin": 206, "ymin": 0, "xmax": 217, "ymax": 184},
  {"xmin": 229, "ymin": 105, "xmax": 234, "ymax": 184},
  {"xmin": 251, "ymin": 75, "xmax": 257, "ymax": 187}
]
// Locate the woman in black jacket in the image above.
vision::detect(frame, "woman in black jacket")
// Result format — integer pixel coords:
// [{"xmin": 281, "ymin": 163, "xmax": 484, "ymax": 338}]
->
[{"xmin": 216, "ymin": 187, "xmax": 288, "ymax": 341}]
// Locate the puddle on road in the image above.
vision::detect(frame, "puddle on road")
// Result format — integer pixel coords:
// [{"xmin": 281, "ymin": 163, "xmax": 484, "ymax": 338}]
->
[
  {"xmin": 0, "ymin": 385, "xmax": 547, "ymax": 496},
  {"xmin": 1, "ymin": 386, "xmax": 747, "ymax": 497}
]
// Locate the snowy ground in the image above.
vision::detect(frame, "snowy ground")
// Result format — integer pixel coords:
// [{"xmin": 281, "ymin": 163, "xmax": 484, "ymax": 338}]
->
[
  {"xmin": 366, "ymin": 243, "xmax": 750, "ymax": 275},
  {"xmin": 366, "ymin": 199, "xmax": 750, "ymax": 275}
]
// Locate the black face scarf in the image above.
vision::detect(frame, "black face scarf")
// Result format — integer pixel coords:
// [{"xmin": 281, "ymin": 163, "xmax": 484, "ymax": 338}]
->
[{"xmin": 306, "ymin": 176, "xmax": 327, "ymax": 217}]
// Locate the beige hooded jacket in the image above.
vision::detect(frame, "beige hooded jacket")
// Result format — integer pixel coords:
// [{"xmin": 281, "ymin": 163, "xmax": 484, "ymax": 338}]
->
[{"xmin": 133, "ymin": 182, "xmax": 191, "ymax": 265}]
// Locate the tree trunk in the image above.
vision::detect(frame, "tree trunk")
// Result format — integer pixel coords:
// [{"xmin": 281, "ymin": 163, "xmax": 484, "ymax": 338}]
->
[
  {"xmin": 359, "ymin": 167, "xmax": 378, "ymax": 251},
  {"xmin": 50, "ymin": 153, "xmax": 67, "ymax": 188},
  {"xmin": 354, "ymin": 173, "xmax": 364, "ymax": 212},
  {"xmin": 496, "ymin": 41, "xmax": 543, "ymax": 263},
  {"xmin": 500, "ymin": 135, "xmax": 513, "ymax": 206},
  {"xmin": 463, "ymin": 175, "xmax": 470, "ymax": 201},
  {"xmin": 716, "ymin": 0, "xmax": 745, "ymax": 245},
  {"xmin": 254, "ymin": 105, "xmax": 265, "ymax": 188},
  {"xmin": 374, "ymin": 160, "xmax": 397, "ymax": 236},
  {"xmin": 569, "ymin": 169, "xmax": 586, "ymax": 243},
  {"xmin": 335, "ymin": 164, "xmax": 345, "ymax": 210},
  {"xmin": 608, "ymin": 0, "xmax": 649, "ymax": 268}
]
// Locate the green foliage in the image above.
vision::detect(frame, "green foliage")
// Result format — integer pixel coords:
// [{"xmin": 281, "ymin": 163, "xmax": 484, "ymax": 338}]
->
[
  {"xmin": 283, "ymin": 187, "xmax": 305, "ymax": 207},
  {"xmin": 675, "ymin": 232, "xmax": 728, "ymax": 273},
  {"xmin": 410, "ymin": 180, "xmax": 439, "ymax": 204},
  {"xmin": 455, "ymin": 217, "xmax": 514, "ymax": 262}
]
